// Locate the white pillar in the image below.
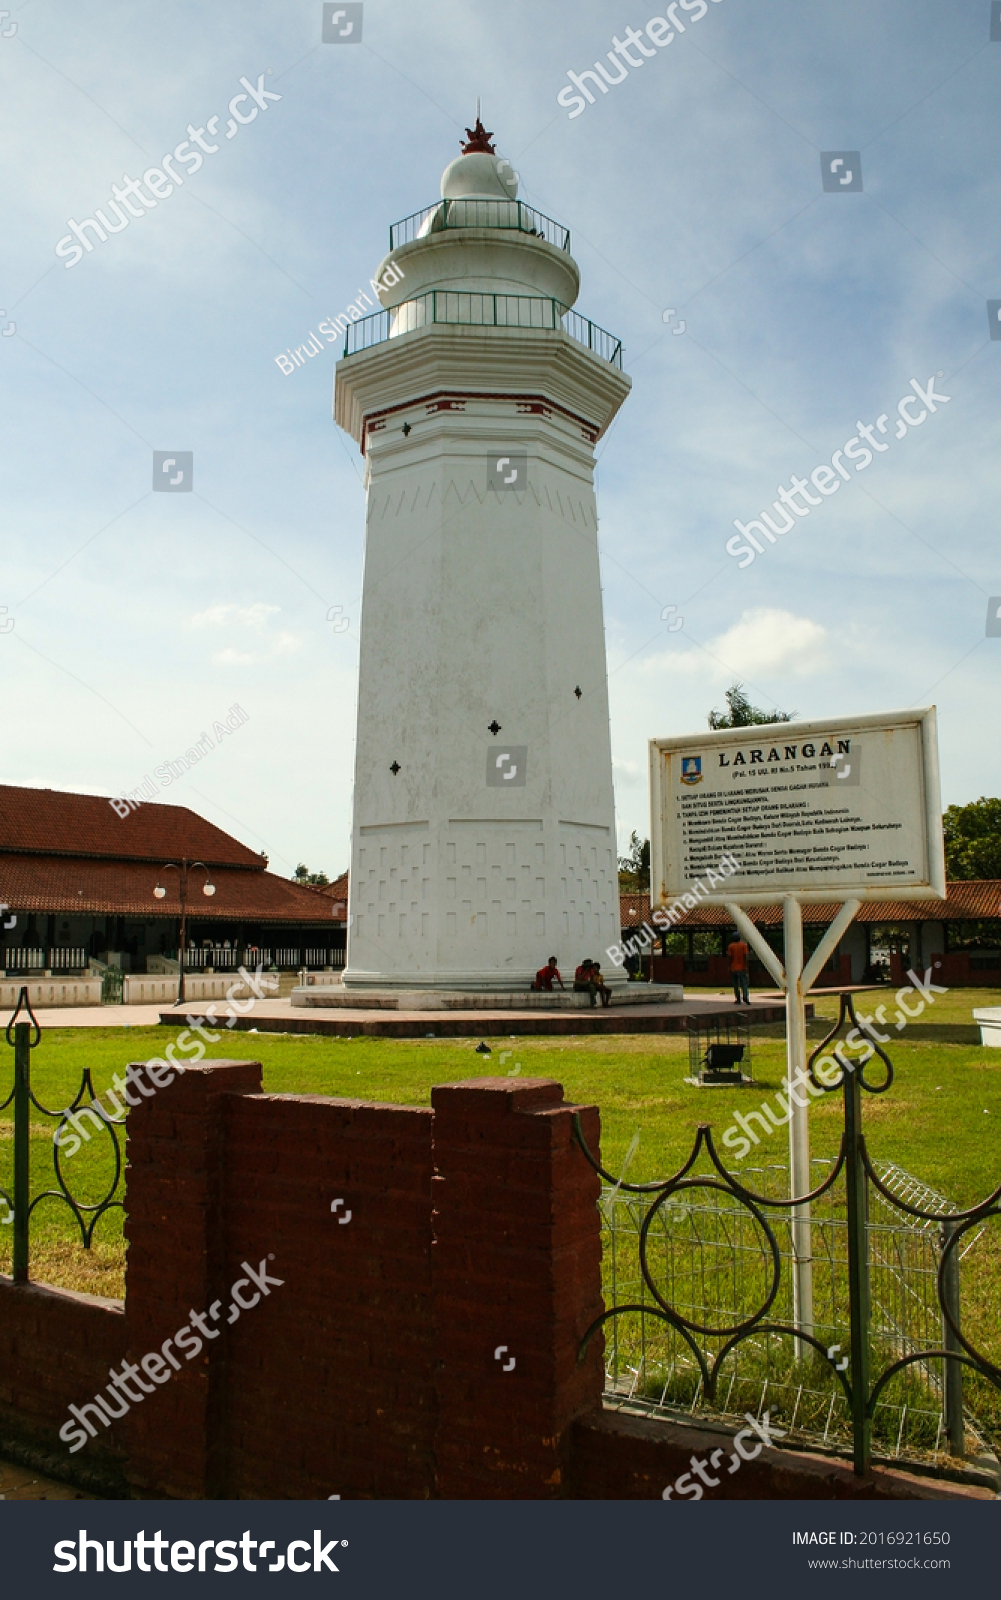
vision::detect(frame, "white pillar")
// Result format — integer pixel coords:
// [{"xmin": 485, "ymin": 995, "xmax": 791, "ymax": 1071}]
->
[{"xmin": 334, "ymin": 138, "xmax": 631, "ymax": 991}]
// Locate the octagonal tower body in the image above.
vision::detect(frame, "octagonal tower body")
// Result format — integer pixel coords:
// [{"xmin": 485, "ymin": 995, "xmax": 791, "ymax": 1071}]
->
[{"xmin": 334, "ymin": 131, "xmax": 631, "ymax": 990}]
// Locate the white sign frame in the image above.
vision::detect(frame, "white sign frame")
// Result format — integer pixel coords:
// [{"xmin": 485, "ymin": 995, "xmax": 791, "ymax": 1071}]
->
[{"xmin": 649, "ymin": 706, "xmax": 945, "ymax": 909}]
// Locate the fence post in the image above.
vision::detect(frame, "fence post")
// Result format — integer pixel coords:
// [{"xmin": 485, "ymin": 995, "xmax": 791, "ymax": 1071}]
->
[
  {"xmin": 12, "ymin": 1019, "xmax": 29, "ymax": 1283},
  {"xmin": 431, "ymin": 1078, "xmax": 603, "ymax": 1497},
  {"xmin": 123, "ymin": 1058, "xmax": 262, "ymax": 1498},
  {"xmin": 843, "ymin": 1065, "xmax": 871, "ymax": 1474},
  {"xmin": 940, "ymin": 1218, "xmax": 965, "ymax": 1457}
]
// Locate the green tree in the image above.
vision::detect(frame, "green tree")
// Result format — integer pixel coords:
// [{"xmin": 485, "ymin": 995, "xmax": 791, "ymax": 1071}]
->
[
  {"xmin": 708, "ymin": 683, "xmax": 796, "ymax": 729},
  {"xmin": 943, "ymin": 797, "xmax": 1001, "ymax": 880},
  {"xmin": 618, "ymin": 831, "xmax": 650, "ymax": 892},
  {"xmin": 292, "ymin": 863, "xmax": 330, "ymax": 887}
]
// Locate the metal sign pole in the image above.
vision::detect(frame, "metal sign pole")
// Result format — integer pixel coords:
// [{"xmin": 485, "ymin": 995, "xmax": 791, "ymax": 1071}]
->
[
  {"xmin": 783, "ymin": 895, "xmax": 813, "ymax": 1358},
  {"xmin": 725, "ymin": 896, "xmax": 861, "ymax": 1359}
]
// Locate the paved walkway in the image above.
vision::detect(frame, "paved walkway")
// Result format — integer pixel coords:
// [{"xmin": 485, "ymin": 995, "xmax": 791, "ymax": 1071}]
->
[{"xmin": 20, "ymin": 990, "xmax": 857, "ymax": 1037}]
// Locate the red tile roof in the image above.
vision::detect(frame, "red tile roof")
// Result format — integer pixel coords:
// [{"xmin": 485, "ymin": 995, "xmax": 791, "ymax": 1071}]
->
[
  {"xmin": 0, "ymin": 854, "xmax": 337, "ymax": 924},
  {"xmin": 0, "ymin": 785, "xmax": 264, "ymax": 868},
  {"xmin": 310, "ymin": 870, "xmax": 349, "ymax": 921},
  {"xmin": 621, "ymin": 882, "xmax": 1001, "ymax": 929}
]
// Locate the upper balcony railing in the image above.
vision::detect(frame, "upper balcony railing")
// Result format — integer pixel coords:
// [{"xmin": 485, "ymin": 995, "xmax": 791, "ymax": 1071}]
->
[
  {"xmin": 389, "ymin": 199, "xmax": 571, "ymax": 253},
  {"xmin": 342, "ymin": 290, "xmax": 623, "ymax": 368}
]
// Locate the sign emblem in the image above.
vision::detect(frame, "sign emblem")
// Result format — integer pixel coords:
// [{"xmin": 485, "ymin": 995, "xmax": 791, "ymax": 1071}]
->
[{"xmin": 680, "ymin": 756, "xmax": 702, "ymax": 786}]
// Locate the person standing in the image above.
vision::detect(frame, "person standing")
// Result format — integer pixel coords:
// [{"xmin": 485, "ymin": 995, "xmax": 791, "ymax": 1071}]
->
[{"xmin": 727, "ymin": 932, "xmax": 750, "ymax": 1005}]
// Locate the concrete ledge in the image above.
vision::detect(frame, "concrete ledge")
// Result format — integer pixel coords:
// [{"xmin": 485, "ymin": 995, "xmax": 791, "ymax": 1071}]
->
[
  {"xmin": 974, "ymin": 1007, "xmax": 1001, "ymax": 1047},
  {"xmin": 0, "ymin": 978, "xmax": 103, "ymax": 1009},
  {"xmin": 291, "ymin": 983, "xmax": 684, "ymax": 1010},
  {"xmin": 570, "ymin": 1407, "xmax": 996, "ymax": 1500},
  {"xmin": 123, "ymin": 974, "xmax": 279, "ymax": 1005}
]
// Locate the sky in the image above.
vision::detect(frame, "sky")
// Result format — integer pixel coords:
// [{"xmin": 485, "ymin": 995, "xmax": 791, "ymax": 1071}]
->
[{"xmin": 2, "ymin": 0, "xmax": 998, "ymax": 880}]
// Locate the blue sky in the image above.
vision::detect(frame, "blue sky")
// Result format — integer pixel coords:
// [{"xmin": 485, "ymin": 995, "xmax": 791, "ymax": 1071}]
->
[{"xmin": 2, "ymin": 0, "xmax": 998, "ymax": 879}]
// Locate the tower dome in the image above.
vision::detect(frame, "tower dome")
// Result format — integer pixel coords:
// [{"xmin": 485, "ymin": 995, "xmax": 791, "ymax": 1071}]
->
[
  {"xmin": 439, "ymin": 116, "xmax": 519, "ymax": 203},
  {"xmin": 375, "ymin": 115, "xmax": 579, "ymax": 311}
]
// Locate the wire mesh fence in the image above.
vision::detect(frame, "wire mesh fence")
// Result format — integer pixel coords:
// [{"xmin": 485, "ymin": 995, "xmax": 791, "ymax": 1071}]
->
[{"xmin": 599, "ymin": 1156, "xmax": 990, "ymax": 1465}]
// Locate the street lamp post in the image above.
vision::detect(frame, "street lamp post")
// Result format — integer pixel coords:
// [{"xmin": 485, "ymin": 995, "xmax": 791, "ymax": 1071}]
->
[{"xmin": 153, "ymin": 859, "xmax": 216, "ymax": 1005}]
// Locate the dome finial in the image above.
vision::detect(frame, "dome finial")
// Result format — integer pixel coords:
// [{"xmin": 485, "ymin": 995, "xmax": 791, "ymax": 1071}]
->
[{"xmin": 461, "ymin": 109, "xmax": 495, "ymax": 155}]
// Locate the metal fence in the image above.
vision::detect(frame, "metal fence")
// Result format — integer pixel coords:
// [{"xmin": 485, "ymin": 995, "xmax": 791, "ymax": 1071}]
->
[
  {"xmin": 596, "ymin": 1159, "xmax": 986, "ymax": 1464},
  {"xmin": 576, "ymin": 993, "xmax": 1001, "ymax": 1476},
  {"xmin": 342, "ymin": 290, "xmax": 623, "ymax": 368},
  {"xmin": 388, "ymin": 198, "xmax": 571, "ymax": 252},
  {"xmin": 1, "ymin": 988, "xmax": 123, "ymax": 1280}
]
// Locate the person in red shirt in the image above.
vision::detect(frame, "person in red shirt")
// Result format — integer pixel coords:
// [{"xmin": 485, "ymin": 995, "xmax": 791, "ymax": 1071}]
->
[
  {"xmin": 533, "ymin": 956, "xmax": 564, "ymax": 992},
  {"xmin": 727, "ymin": 933, "xmax": 750, "ymax": 1004}
]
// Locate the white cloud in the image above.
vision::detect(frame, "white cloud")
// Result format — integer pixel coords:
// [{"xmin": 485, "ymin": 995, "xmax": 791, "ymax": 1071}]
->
[
  {"xmin": 188, "ymin": 603, "xmax": 303, "ymax": 665},
  {"xmin": 613, "ymin": 757, "xmax": 644, "ymax": 787},
  {"xmin": 213, "ymin": 647, "xmax": 257, "ymax": 666},
  {"xmin": 706, "ymin": 608, "xmax": 832, "ymax": 678},
  {"xmin": 190, "ymin": 603, "xmax": 281, "ymax": 632},
  {"xmin": 636, "ymin": 607, "xmax": 831, "ymax": 688}
]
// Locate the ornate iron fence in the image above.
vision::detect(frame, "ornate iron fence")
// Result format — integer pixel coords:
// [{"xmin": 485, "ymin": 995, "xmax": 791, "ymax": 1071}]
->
[
  {"xmin": 101, "ymin": 968, "xmax": 124, "ymax": 1003},
  {"xmin": 574, "ymin": 993, "xmax": 1001, "ymax": 1475},
  {"xmin": 1, "ymin": 987, "xmax": 124, "ymax": 1281}
]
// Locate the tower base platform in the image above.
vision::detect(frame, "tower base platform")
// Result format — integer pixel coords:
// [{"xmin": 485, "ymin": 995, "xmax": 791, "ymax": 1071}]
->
[
  {"xmin": 161, "ymin": 994, "xmax": 806, "ymax": 1040},
  {"xmin": 290, "ymin": 983, "xmax": 683, "ymax": 1011}
]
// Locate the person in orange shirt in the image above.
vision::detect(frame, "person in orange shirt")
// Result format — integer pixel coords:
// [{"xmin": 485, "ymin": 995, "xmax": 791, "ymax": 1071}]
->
[{"xmin": 727, "ymin": 933, "xmax": 750, "ymax": 1004}]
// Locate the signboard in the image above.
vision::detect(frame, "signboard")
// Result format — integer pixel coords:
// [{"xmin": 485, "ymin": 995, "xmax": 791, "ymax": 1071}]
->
[{"xmin": 650, "ymin": 708, "xmax": 945, "ymax": 907}]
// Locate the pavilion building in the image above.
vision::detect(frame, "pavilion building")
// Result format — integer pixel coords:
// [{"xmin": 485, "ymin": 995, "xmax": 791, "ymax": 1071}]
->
[
  {"xmin": 0, "ymin": 785, "xmax": 345, "ymax": 976},
  {"xmin": 619, "ymin": 883, "xmax": 1001, "ymax": 988}
]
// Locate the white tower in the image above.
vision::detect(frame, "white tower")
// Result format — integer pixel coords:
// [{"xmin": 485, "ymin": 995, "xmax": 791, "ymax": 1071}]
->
[{"xmin": 335, "ymin": 119, "xmax": 631, "ymax": 991}]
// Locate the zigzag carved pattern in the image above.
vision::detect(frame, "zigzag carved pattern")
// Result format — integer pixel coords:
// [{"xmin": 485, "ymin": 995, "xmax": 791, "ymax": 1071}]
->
[{"xmin": 367, "ymin": 476, "xmax": 596, "ymax": 530}]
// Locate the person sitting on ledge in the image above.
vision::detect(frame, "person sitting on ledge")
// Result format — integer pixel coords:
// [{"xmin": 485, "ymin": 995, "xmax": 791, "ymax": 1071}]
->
[
  {"xmin": 588, "ymin": 960, "xmax": 611, "ymax": 1008},
  {"xmin": 532, "ymin": 955, "xmax": 564, "ymax": 992},
  {"xmin": 573, "ymin": 958, "xmax": 594, "ymax": 993}
]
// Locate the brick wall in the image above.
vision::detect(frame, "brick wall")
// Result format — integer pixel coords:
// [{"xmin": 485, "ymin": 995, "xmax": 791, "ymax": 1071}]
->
[
  {"xmin": 431, "ymin": 1079, "xmax": 603, "ymax": 1497},
  {"xmin": 2, "ymin": 1063, "xmax": 983, "ymax": 1502},
  {"xmin": 932, "ymin": 951, "xmax": 1001, "ymax": 987},
  {"xmin": 651, "ymin": 952, "xmax": 852, "ymax": 988},
  {"xmin": 571, "ymin": 1410, "xmax": 993, "ymax": 1501},
  {"xmin": 0, "ymin": 1278, "xmax": 126, "ymax": 1484},
  {"xmin": 220, "ymin": 1094, "xmax": 435, "ymax": 1499},
  {"xmin": 123, "ymin": 1058, "xmax": 262, "ymax": 1499}
]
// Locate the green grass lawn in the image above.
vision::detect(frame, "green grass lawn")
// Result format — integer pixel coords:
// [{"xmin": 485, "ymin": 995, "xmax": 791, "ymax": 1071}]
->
[{"xmin": 2, "ymin": 988, "xmax": 999, "ymax": 1303}]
